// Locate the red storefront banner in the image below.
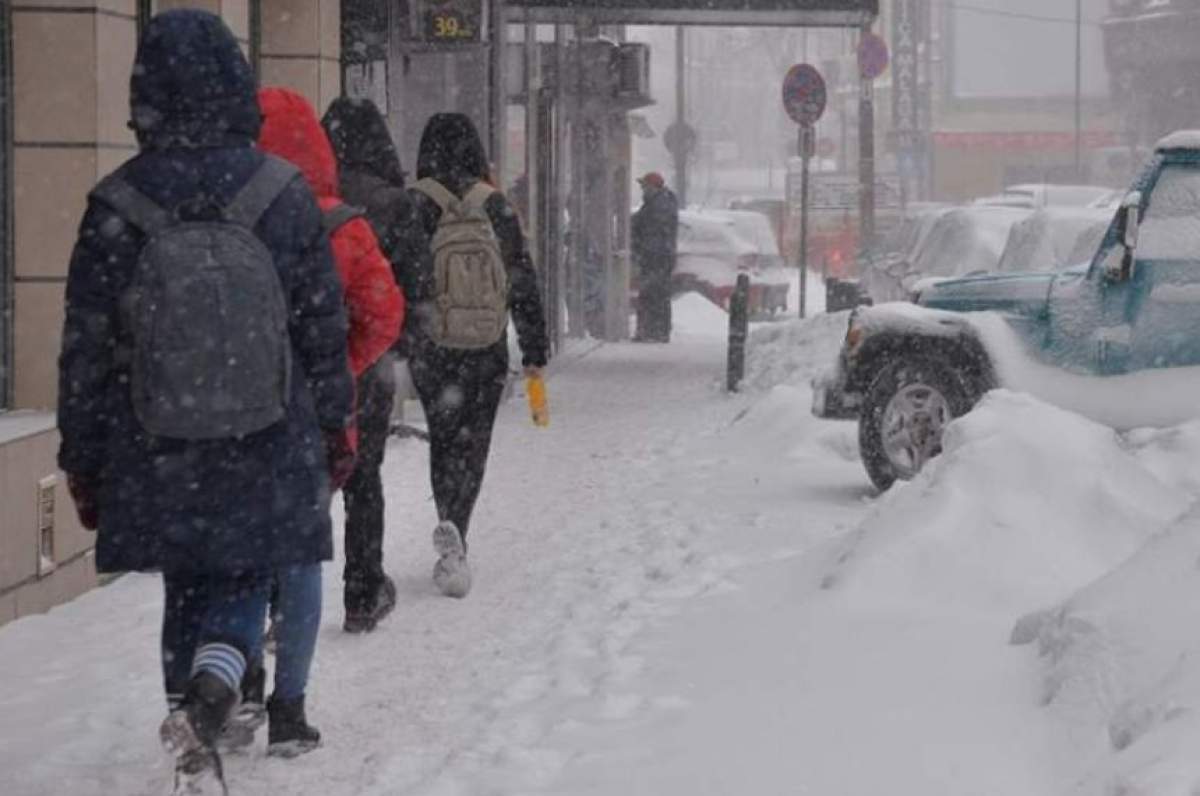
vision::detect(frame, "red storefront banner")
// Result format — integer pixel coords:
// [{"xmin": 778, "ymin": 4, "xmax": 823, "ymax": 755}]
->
[{"xmin": 933, "ymin": 131, "xmax": 1120, "ymax": 151}]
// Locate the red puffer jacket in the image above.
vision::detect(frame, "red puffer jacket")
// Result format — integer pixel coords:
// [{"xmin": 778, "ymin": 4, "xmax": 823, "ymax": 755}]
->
[{"xmin": 258, "ymin": 87, "xmax": 404, "ymax": 377}]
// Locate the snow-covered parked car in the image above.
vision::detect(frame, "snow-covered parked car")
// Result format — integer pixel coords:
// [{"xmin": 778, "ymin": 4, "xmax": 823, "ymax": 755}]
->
[
  {"xmin": 673, "ymin": 209, "xmax": 790, "ymax": 315},
  {"xmin": 992, "ymin": 205, "xmax": 1113, "ymax": 276},
  {"xmin": 974, "ymin": 183, "xmax": 1115, "ymax": 210},
  {"xmin": 813, "ymin": 130, "xmax": 1200, "ymax": 490},
  {"xmin": 863, "ymin": 205, "xmax": 1029, "ymax": 304}
]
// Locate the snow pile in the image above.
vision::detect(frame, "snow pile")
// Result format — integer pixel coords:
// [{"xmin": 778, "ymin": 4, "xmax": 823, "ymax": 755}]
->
[
  {"xmin": 815, "ymin": 389, "xmax": 1200, "ymax": 792},
  {"xmin": 743, "ymin": 310, "xmax": 849, "ymax": 391},
  {"xmin": 1012, "ymin": 422, "xmax": 1200, "ymax": 795},
  {"xmin": 822, "ymin": 390, "xmax": 1189, "ymax": 615},
  {"xmin": 969, "ymin": 312, "xmax": 1200, "ymax": 430}
]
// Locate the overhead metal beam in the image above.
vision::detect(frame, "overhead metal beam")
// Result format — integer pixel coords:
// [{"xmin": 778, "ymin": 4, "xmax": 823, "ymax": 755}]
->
[{"xmin": 507, "ymin": 0, "xmax": 877, "ymax": 27}]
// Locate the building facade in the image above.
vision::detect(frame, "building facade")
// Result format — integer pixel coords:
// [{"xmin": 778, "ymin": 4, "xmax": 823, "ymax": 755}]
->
[
  {"xmin": 1104, "ymin": 0, "xmax": 1200, "ymax": 148},
  {"xmin": 0, "ymin": 0, "xmax": 341, "ymax": 627}
]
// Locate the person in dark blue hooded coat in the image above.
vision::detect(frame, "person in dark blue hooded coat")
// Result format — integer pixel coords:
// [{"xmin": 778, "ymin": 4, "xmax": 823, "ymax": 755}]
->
[{"xmin": 55, "ymin": 9, "xmax": 354, "ymax": 790}]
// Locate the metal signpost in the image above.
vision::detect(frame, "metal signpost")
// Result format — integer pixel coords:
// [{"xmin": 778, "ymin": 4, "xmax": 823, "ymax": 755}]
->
[
  {"xmin": 856, "ymin": 29, "xmax": 886, "ymax": 263},
  {"xmin": 781, "ymin": 63, "xmax": 826, "ymax": 319}
]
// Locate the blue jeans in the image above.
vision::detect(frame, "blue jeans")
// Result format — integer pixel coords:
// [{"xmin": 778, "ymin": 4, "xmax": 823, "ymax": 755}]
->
[
  {"xmin": 161, "ymin": 570, "xmax": 271, "ymax": 709},
  {"xmin": 269, "ymin": 563, "xmax": 323, "ymax": 702}
]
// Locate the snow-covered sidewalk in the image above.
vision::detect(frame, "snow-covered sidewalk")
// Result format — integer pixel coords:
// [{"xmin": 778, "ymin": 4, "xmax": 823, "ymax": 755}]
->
[
  {"xmin": 0, "ymin": 297, "xmax": 789, "ymax": 796},
  {"xmin": 4, "ymin": 295, "xmax": 1200, "ymax": 796}
]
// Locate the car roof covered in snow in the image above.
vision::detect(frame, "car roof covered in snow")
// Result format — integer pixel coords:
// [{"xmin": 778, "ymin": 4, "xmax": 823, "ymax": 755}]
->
[
  {"xmin": 910, "ymin": 205, "xmax": 1031, "ymax": 278},
  {"xmin": 999, "ymin": 184, "xmax": 1115, "ymax": 208},
  {"xmin": 677, "ymin": 209, "xmax": 758, "ymax": 258},
  {"xmin": 1155, "ymin": 130, "xmax": 1200, "ymax": 152}
]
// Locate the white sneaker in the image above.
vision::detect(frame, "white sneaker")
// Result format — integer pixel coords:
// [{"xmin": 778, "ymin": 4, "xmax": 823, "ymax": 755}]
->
[
  {"xmin": 161, "ymin": 711, "xmax": 227, "ymax": 796},
  {"xmin": 432, "ymin": 522, "xmax": 471, "ymax": 598}
]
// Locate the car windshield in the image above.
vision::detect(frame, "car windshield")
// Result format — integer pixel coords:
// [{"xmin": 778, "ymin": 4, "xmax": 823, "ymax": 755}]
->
[{"xmin": 1138, "ymin": 164, "xmax": 1200, "ymax": 261}]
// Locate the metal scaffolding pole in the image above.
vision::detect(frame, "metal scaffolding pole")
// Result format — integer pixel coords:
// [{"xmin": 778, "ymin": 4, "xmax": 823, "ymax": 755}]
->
[
  {"xmin": 674, "ymin": 25, "xmax": 688, "ymax": 206},
  {"xmin": 487, "ymin": 0, "xmax": 507, "ymax": 176},
  {"xmin": 857, "ymin": 25, "xmax": 876, "ymax": 256}
]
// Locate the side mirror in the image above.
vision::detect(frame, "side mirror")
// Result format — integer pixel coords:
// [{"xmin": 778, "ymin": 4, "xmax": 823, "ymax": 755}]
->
[
  {"xmin": 1122, "ymin": 190, "xmax": 1141, "ymax": 250},
  {"xmin": 1104, "ymin": 191, "xmax": 1142, "ymax": 282}
]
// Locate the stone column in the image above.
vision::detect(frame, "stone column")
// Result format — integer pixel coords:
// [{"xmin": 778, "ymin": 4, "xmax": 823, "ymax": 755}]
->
[
  {"xmin": 259, "ymin": 0, "xmax": 341, "ymax": 112},
  {"xmin": 11, "ymin": 1, "xmax": 140, "ymax": 409}
]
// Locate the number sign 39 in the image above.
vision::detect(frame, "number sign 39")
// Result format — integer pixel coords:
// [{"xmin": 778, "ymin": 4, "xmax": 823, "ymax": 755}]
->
[{"xmin": 423, "ymin": 0, "xmax": 481, "ymax": 43}]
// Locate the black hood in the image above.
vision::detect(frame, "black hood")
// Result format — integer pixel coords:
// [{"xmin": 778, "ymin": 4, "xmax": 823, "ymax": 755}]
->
[
  {"xmin": 321, "ymin": 97, "xmax": 406, "ymax": 187},
  {"xmin": 130, "ymin": 10, "xmax": 260, "ymax": 149},
  {"xmin": 416, "ymin": 113, "xmax": 488, "ymax": 195}
]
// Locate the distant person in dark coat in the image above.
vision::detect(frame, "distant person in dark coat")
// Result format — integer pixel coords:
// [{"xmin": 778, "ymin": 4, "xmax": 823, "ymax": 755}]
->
[
  {"xmin": 631, "ymin": 171, "xmax": 679, "ymax": 342},
  {"xmin": 56, "ymin": 10, "xmax": 353, "ymax": 792},
  {"xmin": 407, "ymin": 112, "xmax": 549, "ymax": 599},
  {"xmin": 321, "ymin": 96, "xmax": 418, "ymax": 633}
]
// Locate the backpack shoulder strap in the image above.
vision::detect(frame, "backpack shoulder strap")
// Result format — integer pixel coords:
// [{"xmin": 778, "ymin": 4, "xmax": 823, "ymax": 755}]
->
[
  {"xmin": 462, "ymin": 181, "xmax": 497, "ymax": 212},
  {"xmin": 225, "ymin": 156, "xmax": 302, "ymax": 230},
  {"xmin": 91, "ymin": 176, "xmax": 173, "ymax": 236},
  {"xmin": 412, "ymin": 178, "xmax": 459, "ymax": 214},
  {"xmin": 321, "ymin": 203, "xmax": 365, "ymax": 235}
]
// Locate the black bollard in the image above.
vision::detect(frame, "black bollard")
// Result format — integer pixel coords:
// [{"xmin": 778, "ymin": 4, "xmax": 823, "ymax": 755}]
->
[{"xmin": 727, "ymin": 274, "xmax": 751, "ymax": 392}]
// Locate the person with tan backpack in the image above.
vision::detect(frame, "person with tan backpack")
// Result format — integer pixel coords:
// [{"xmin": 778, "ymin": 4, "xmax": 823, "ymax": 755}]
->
[{"xmin": 406, "ymin": 113, "xmax": 549, "ymax": 598}]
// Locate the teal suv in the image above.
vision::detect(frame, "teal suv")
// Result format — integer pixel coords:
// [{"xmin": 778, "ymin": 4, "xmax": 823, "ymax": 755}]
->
[{"xmin": 814, "ymin": 131, "xmax": 1200, "ymax": 490}]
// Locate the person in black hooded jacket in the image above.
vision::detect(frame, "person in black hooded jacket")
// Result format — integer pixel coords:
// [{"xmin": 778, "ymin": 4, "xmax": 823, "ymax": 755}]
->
[
  {"xmin": 407, "ymin": 112, "xmax": 549, "ymax": 598},
  {"xmin": 320, "ymin": 97, "xmax": 414, "ymax": 633},
  {"xmin": 56, "ymin": 10, "xmax": 353, "ymax": 792}
]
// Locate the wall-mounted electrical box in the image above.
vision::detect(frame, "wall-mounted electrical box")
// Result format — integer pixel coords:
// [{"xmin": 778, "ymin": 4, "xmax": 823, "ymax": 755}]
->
[{"xmin": 37, "ymin": 475, "xmax": 56, "ymax": 577}]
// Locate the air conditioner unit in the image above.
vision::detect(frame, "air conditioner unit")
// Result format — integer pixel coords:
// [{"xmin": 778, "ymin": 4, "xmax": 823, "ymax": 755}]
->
[{"xmin": 616, "ymin": 43, "xmax": 650, "ymax": 99}]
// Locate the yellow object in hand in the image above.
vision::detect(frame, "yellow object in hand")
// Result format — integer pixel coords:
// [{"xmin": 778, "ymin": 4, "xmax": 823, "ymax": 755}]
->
[{"xmin": 526, "ymin": 375, "xmax": 549, "ymax": 427}]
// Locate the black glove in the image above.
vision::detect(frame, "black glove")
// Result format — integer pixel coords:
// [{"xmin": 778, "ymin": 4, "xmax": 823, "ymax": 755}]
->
[{"xmin": 67, "ymin": 473, "xmax": 100, "ymax": 531}]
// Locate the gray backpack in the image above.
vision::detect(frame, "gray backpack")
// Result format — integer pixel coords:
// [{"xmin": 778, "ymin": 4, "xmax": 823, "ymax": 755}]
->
[
  {"xmin": 412, "ymin": 178, "xmax": 508, "ymax": 349},
  {"xmin": 90, "ymin": 158, "xmax": 299, "ymax": 440}
]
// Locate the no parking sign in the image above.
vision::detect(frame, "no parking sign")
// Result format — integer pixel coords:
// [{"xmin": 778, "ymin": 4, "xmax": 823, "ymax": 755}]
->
[{"xmin": 781, "ymin": 64, "xmax": 827, "ymax": 127}]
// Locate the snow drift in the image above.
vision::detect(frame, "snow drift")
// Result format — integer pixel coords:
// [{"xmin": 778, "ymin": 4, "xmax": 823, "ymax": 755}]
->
[
  {"xmin": 820, "ymin": 390, "xmax": 1188, "ymax": 614},
  {"xmin": 743, "ymin": 310, "xmax": 850, "ymax": 391},
  {"xmin": 1013, "ymin": 420, "xmax": 1200, "ymax": 795}
]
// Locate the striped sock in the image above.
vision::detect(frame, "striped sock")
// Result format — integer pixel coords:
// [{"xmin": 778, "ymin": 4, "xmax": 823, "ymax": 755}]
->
[{"xmin": 191, "ymin": 642, "xmax": 246, "ymax": 694}]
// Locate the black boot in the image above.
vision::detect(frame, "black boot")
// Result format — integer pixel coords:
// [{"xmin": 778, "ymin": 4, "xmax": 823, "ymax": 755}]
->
[
  {"xmin": 161, "ymin": 672, "xmax": 237, "ymax": 795},
  {"xmin": 343, "ymin": 574, "xmax": 397, "ymax": 633},
  {"xmin": 267, "ymin": 695, "xmax": 321, "ymax": 758}
]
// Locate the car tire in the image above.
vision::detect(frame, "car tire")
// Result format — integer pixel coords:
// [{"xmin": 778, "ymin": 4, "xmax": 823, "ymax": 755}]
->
[{"xmin": 858, "ymin": 354, "xmax": 974, "ymax": 492}]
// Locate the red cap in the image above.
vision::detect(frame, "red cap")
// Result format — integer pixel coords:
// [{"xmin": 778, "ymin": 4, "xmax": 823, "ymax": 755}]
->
[{"xmin": 637, "ymin": 171, "xmax": 665, "ymax": 189}]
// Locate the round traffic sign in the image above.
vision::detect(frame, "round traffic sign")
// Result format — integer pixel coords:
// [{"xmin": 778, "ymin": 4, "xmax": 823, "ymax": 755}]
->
[
  {"xmin": 663, "ymin": 121, "xmax": 698, "ymax": 157},
  {"xmin": 858, "ymin": 32, "xmax": 889, "ymax": 80},
  {"xmin": 781, "ymin": 64, "xmax": 827, "ymax": 127}
]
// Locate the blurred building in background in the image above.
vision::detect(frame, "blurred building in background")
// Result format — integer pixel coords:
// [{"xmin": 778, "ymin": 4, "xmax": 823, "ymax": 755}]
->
[{"xmin": 1103, "ymin": 0, "xmax": 1200, "ymax": 147}]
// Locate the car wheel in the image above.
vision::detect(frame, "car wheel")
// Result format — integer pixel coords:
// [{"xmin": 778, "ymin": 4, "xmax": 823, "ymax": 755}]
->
[{"xmin": 858, "ymin": 355, "xmax": 973, "ymax": 491}]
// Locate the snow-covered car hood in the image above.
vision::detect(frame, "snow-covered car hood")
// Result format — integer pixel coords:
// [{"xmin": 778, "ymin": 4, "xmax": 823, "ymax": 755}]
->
[{"xmin": 915, "ymin": 268, "xmax": 1071, "ymax": 317}]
